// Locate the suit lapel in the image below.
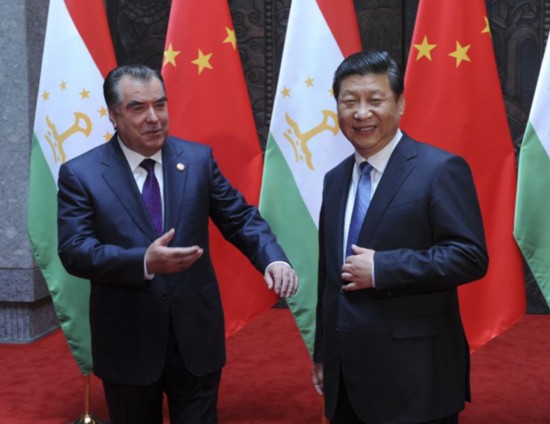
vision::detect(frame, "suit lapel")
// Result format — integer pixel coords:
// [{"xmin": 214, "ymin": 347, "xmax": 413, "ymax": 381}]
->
[
  {"xmin": 326, "ymin": 155, "xmax": 355, "ymax": 266},
  {"xmin": 162, "ymin": 137, "xmax": 189, "ymax": 233},
  {"xmin": 101, "ymin": 136, "xmax": 156, "ymax": 239},
  {"xmin": 361, "ymin": 134, "xmax": 417, "ymax": 245}
]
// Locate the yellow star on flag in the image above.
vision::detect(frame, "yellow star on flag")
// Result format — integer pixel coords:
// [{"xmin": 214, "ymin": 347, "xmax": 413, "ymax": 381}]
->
[
  {"xmin": 281, "ymin": 87, "xmax": 291, "ymax": 97},
  {"xmin": 482, "ymin": 16, "xmax": 491, "ymax": 34},
  {"xmin": 60, "ymin": 81, "xmax": 67, "ymax": 91},
  {"xmin": 164, "ymin": 42, "xmax": 181, "ymax": 67},
  {"xmin": 192, "ymin": 49, "xmax": 213, "ymax": 74},
  {"xmin": 41, "ymin": 91, "xmax": 50, "ymax": 101},
  {"xmin": 449, "ymin": 41, "xmax": 471, "ymax": 67},
  {"xmin": 80, "ymin": 89, "xmax": 91, "ymax": 99},
  {"xmin": 414, "ymin": 35, "xmax": 437, "ymax": 61},
  {"xmin": 103, "ymin": 131, "xmax": 113, "ymax": 142},
  {"xmin": 304, "ymin": 76, "xmax": 314, "ymax": 87},
  {"xmin": 223, "ymin": 27, "xmax": 237, "ymax": 50},
  {"xmin": 98, "ymin": 107, "xmax": 108, "ymax": 117}
]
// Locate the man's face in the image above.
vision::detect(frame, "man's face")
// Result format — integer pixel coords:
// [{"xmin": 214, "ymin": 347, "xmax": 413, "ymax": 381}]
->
[
  {"xmin": 337, "ymin": 73, "xmax": 405, "ymax": 158},
  {"xmin": 109, "ymin": 75, "xmax": 169, "ymax": 157}
]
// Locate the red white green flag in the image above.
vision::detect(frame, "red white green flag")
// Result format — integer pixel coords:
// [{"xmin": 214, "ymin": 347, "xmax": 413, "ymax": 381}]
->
[{"xmin": 28, "ymin": 0, "xmax": 116, "ymax": 373}]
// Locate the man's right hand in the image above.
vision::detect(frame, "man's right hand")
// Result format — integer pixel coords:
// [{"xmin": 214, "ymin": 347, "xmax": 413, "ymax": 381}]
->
[
  {"xmin": 312, "ymin": 362, "xmax": 324, "ymax": 395},
  {"xmin": 145, "ymin": 228, "xmax": 203, "ymax": 274}
]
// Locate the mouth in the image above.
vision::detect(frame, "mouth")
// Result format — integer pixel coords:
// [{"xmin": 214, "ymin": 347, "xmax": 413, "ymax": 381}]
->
[{"xmin": 353, "ymin": 125, "xmax": 376, "ymax": 135}]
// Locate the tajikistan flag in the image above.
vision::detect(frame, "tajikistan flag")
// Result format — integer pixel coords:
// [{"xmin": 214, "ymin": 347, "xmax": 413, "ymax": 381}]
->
[
  {"xmin": 259, "ymin": 0, "xmax": 361, "ymax": 355},
  {"xmin": 28, "ymin": 0, "xmax": 116, "ymax": 374},
  {"xmin": 514, "ymin": 41, "xmax": 550, "ymax": 308}
]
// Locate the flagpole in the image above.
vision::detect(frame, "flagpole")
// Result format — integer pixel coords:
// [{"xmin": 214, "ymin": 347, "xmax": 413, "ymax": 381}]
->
[{"xmin": 71, "ymin": 374, "xmax": 106, "ymax": 424}]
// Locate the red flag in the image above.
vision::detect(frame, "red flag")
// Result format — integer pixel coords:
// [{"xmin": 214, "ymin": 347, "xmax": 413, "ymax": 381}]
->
[
  {"xmin": 401, "ymin": 0, "xmax": 525, "ymax": 350},
  {"xmin": 161, "ymin": 1, "xmax": 274, "ymax": 336}
]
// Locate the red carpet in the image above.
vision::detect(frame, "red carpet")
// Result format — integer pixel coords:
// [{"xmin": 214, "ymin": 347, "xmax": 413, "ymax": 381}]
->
[{"xmin": 0, "ymin": 309, "xmax": 549, "ymax": 423}]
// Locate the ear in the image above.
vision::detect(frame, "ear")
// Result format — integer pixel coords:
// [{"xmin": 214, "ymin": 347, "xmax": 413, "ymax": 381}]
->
[
  {"xmin": 108, "ymin": 109, "xmax": 117, "ymax": 129},
  {"xmin": 398, "ymin": 95, "xmax": 406, "ymax": 115}
]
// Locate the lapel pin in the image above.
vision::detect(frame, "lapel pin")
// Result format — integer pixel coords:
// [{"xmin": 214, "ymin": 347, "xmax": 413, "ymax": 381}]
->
[{"xmin": 177, "ymin": 163, "xmax": 185, "ymax": 171}]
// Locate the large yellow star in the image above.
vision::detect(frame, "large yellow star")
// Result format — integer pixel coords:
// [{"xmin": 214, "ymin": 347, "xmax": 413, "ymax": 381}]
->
[
  {"xmin": 192, "ymin": 49, "xmax": 213, "ymax": 74},
  {"xmin": 304, "ymin": 76, "xmax": 314, "ymax": 87},
  {"xmin": 223, "ymin": 27, "xmax": 237, "ymax": 50},
  {"xmin": 414, "ymin": 35, "xmax": 437, "ymax": 61},
  {"xmin": 449, "ymin": 41, "xmax": 471, "ymax": 67},
  {"xmin": 98, "ymin": 107, "xmax": 108, "ymax": 117},
  {"xmin": 482, "ymin": 16, "xmax": 491, "ymax": 34},
  {"xmin": 79, "ymin": 89, "xmax": 91, "ymax": 99},
  {"xmin": 164, "ymin": 42, "xmax": 181, "ymax": 67}
]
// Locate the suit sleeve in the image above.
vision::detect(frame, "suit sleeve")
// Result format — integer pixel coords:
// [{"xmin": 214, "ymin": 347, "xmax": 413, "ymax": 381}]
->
[
  {"xmin": 57, "ymin": 162, "xmax": 147, "ymax": 287},
  {"xmin": 205, "ymin": 150, "xmax": 289, "ymax": 272},
  {"xmin": 373, "ymin": 155, "xmax": 488, "ymax": 293}
]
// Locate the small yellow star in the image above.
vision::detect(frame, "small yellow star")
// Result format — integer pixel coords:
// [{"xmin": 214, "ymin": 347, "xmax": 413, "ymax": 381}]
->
[
  {"xmin": 223, "ymin": 27, "xmax": 237, "ymax": 50},
  {"xmin": 414, "ymin": 35, "xmax": 437, "ymax": 61},
  {"xmin": 328, "ymin": 88, "xmax": 334, "ymax": 97},
  {"xmin": 281, "ymin": 87, "xmax": 291, "ymax": 97},
  {"xmin": 80, "ymin": 89, "xmax": 91, "ymax": 99},
  {"xmin": 103, "ymin": 131, "xmax": 113, "ymax": 142},
  {"xmin": 60, "ymin": 81, "xmax": 67, "ymax": 91},
  {"xmin": 448, "ymin": 41, "xmax": 471, "ymax": 67},
  {"xmin": 98, "ymin": 107, "xmax": 108, "ymax": 117},
  {"xmin": 192, "ymin": 49, "xmax": 213, "ymax": 74},
  {"xmin": 482, "ymin": 16, "xmax": 491, "ymax": 34},
  {"xmin": 41, "ymin": 91, "xmax": 50, "ymax": 101},
  {"xmin": 163, "ymin": 42, "xmax": 181, "ymax": 67},
  {"xmin": 304, "ymin": 77, "xmax": 314, "ymax": 87}
]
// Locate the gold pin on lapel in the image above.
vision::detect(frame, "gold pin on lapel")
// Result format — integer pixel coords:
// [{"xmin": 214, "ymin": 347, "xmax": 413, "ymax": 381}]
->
[{"xmin": 177, "ymin": 163, "xmax": 185, "ymax": 171}]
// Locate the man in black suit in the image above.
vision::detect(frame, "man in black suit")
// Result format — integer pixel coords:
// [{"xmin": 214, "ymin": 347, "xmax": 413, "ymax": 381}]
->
[
  {"xmin": 57, "ymin": 64, "xmax": 298, "ymax": 424},
  {"xmin": 312, "ymin": 50, "xmax": 488, "ymax": 424}
]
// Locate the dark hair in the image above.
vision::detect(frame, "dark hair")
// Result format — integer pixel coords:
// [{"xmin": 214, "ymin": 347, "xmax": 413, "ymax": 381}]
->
[
  {"xmin": 103, "ymin": 64, "xmax": 166, "ymax": 110},
  {"xmin": 332, "ymin": 50, "xmax": 404, "ymax": 100}
]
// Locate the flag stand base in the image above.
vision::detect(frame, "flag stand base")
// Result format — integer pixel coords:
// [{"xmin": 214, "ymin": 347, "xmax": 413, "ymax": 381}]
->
[{"xmin": 73, "ymin": 414, "xmax": 108, "ymax": 424}]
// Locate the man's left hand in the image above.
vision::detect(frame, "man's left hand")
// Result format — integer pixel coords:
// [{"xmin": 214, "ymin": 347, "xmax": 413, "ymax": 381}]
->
[
  {"xmin": 341, "ymin": 245, "xmax": 374, "ymax": 291},
  {"xmin": 264, "ymin": 263, "xmax": 298, "ymax": 298}
]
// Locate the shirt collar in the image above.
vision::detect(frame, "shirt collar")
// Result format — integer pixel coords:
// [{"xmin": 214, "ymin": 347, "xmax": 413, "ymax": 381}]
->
[
  {"xmin": 354, "ymin": 129, "xmax": 402, "ymax": 174},
  {"xmin": 117, "ymin": 135, "xmax": 163, "ymax": 171}
]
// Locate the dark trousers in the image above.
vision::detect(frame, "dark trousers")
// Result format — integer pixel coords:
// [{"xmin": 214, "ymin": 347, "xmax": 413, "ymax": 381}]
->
[
  {"xmin": 102, "ymin": 319, "xmax": 221, "ymax": 424},
  {"xmin": 331, "ymin": 376, "xmax": 459, "ymax": 424}
]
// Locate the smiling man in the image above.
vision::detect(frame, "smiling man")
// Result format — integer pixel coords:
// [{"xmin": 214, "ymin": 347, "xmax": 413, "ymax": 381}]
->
[
  {"xmin": 312, "ymin": 50, "xmax": 488, "ymax": 424},
  {"xmin": 57, "ymin": 64, "xmax": 298, "ymax": 424}
]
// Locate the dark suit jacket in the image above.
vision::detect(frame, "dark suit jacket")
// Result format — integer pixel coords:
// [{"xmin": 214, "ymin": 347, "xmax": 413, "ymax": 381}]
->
[
  {"xmin": 58, "ymin": 135, "xmax": 287, "ymax": 385},
  {"xmin": 313, "ymin": 134, "xmax": 488, "ymax": 424}
]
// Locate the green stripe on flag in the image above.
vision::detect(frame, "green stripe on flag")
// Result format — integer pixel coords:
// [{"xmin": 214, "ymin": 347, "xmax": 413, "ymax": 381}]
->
[
  {"xmin": 515, "ymin": 123, "xmax": 550, "ymax": 307},
  {"xmin": 28, "ymin": 134, "xmax": 92, "ymax": 373},
  {"xmin": 260, "ymin": 135, "xmax": 319, "ymax": 356}
]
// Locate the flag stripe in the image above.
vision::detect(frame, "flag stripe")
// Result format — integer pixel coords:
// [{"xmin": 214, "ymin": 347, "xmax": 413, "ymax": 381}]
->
[
  {"xmin": 260, "ymin": 135, "xmax": 319, "ymax": 354},
  {"xmin": 316, "ymin": 0, "xmax": 361, "ymax": 58},
  {"xmin": 65, "ymin": 0, "xmax": 116, "ymax": 78},
  {"xmin": 515, "ymin": 124, "xmax": 550, "ymax": 306},
  {"xmin": 28, "ymin": 134, "xmax": 92, "ymax": 373}
]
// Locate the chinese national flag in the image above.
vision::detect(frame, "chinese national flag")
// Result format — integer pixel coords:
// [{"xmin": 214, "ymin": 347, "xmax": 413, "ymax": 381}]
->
[
  {"xmin": 401, "ymin": 0, "xmax": 525, "ymax": 350},
  {"xmin": 161, "ymin": 1, "xmax": 275, "ymax": 336}
]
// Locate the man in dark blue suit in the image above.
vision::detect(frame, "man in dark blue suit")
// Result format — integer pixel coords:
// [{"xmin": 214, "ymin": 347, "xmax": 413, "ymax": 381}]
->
[
  {"xmin": 312, "ymin": 50, "xmax": 488, "ymax": 424},
  {"xmin": 57, "ymin": 64, "xmax": 298, "ymax": 424}
]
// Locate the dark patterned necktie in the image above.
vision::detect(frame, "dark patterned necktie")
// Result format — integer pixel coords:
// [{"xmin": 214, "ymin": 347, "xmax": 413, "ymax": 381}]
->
[
  {"xmin": 346, "ymin": 162, "xmax": 373, "ymax": 257},
  {"xmin": 139, "ymin": 159, "xmax": 163, "ymax": 236}
]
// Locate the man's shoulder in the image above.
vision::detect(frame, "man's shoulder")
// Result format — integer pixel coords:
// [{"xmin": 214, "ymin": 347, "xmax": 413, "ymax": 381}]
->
[{"xmin": 165, "ymin": 135, "xmax": 212, "ymax": 155}]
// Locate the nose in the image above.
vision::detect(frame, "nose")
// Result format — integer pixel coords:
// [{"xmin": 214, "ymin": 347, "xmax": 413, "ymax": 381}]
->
[
  {"xmin": 145, "ymin": 106, "xmax": 159, "ymax": 123},
  {"xmin": 354, "ymin": 102, "xmax": 372, "ymax": 119}
]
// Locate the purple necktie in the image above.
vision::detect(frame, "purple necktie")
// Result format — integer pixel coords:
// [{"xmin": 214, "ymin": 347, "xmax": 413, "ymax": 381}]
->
[
  {"xmin": 139, "ymin": 159, "xmax": 163, "ymax": 236},
  {"xmin": 346, "ymin": 162, "xmax": 373, "ymax": 257}
]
